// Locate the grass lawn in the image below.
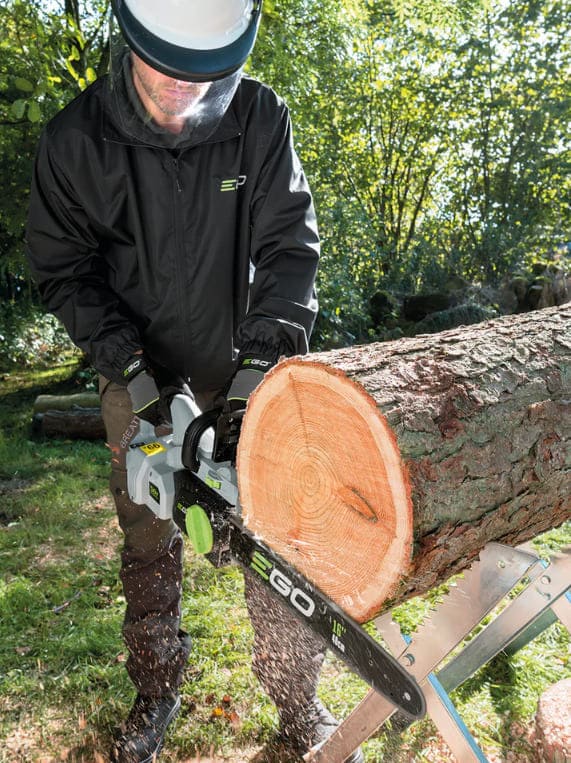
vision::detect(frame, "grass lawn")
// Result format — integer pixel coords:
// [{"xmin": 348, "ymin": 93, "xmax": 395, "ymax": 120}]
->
[{"xmin": 0, "ymin": 361, "xmax": 569, "ymax": 762}]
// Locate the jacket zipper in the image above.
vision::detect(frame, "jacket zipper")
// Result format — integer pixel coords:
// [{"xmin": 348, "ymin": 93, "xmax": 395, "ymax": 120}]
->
[
  {"xmin": 173, "ymin": 157, "xmax": 182, "ymax": 193},
  {"xmin": 170, "ymin": 155, "xmax": 190, "ymax": 379}
]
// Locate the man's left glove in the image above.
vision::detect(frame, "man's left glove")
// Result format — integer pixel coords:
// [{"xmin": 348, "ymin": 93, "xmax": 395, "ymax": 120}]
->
[
  {"xmin": 123, "ymin": 354, "xmax": 162, "ymax": 427},
  {"xmin": 225, "ymin": 354, "xmax": 274, "ymax": 411}
]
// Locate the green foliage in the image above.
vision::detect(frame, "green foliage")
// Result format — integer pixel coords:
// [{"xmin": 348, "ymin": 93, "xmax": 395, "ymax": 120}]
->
[
  {"xmin": 0, "ymin": 0, "xmax": 569, "ymax": 351},
  {"xmin": 0, "ymin": 302, "xmax": 76, "ymax": 370},
  {"xmin": 251, "ymin": 0, "xmax": 570, "ymax": 344},
  {"xmin": 0, "ymin": 0, "xmax": 110, "ymax": 304},
  {"xmin": 432, "ymin": 0, "xmax": 571, "ymax": 281}
]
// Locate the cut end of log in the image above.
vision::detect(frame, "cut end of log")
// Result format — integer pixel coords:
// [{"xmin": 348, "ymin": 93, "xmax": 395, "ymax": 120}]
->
[{"xmin": 237, "ymin": 358, "xmax": 414, "ymax": 622}]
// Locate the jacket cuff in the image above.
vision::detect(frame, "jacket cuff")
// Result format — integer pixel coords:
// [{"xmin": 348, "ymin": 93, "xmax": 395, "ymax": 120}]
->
[{"xmin": 92, "ymin": 331, "xmax": 145, "ymax": 387}]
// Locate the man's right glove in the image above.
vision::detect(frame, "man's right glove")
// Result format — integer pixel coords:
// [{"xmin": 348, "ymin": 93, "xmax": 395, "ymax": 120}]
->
[
  {"xmin": 225, "ymin": 354, "xmax": 274, "ymax": 412},
  {"xmin": 123, "ymin": 355, "xmax": 162, "ymax": 426}
]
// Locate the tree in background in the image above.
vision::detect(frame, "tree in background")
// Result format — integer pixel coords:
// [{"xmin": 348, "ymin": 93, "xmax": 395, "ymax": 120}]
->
[
  {"xmin": 251, "ymin": 0, "xmax": 569, "ymax": 343},
  {"xmin": 0, "ymin": 0, "xmax": 110, "ymax": 368},
  {"xmin": 438, "ymin": 0, "xmax": 571, "ymax": 282},
  {"xmin": 0, "ymin": 0, "xmax": 569, "ymax": 357},
  {"xmin": 0, "ymin": 0, "xmax": 109, "ymax": 301}
]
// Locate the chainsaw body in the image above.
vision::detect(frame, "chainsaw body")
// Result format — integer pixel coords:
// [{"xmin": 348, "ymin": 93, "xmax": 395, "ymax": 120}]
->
[{"xmin": 127, "ymin": 395, "xmax": 237, "ymax": 516}]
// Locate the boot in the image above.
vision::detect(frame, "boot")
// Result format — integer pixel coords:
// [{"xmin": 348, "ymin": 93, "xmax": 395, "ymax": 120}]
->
[
  {"xmin": 279, "ymin": 698, "xmax": 365, "ymax": 762},
  {"xmin": 110, "ymin": 692, "xmax": 181, "ymax": 763}
]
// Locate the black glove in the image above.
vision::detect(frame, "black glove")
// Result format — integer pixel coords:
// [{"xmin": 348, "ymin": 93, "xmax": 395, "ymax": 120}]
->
[
  {"xmin": 225, "ymin": 354, "xmax": 273, "ymax": 411},
  {"xmin": 123, "ymin": 355, "xmax": 162, "ymax": 426}
]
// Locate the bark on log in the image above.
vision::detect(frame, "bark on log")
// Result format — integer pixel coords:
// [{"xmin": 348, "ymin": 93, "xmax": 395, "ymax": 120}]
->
[
  {"xmin": 237, "ymin": 305, "xmax": 571, "ymax": 622},
  {"xmin": 35, "ymin": 408, "xmax": 106, "ymax": 440},
  {"xmin": 33, "ymin": 393, "xmax": 100, "ymax": 413}
]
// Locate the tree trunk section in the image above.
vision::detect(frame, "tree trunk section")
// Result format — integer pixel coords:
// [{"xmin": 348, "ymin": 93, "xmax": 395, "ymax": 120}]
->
[{"xmin": 237, "ymin": 305, "xmax": 571, "ymax": 622}]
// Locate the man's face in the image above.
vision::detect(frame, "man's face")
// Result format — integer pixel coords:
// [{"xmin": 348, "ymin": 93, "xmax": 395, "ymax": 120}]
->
[{"xmin": 131, "ymin": 53, "xmax": 211, "ymax": 117}]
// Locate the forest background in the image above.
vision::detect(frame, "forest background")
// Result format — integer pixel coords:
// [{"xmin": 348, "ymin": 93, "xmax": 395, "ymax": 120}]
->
[{"xmin": 0, "ymin": 0, "xmax": 569, "ymax": 367}]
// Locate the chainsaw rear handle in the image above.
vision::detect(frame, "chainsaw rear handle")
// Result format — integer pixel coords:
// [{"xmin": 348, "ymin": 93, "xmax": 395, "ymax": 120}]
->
[{"xmin": 181, "ymin": 408, "xmax": 222, "ymax": 472}]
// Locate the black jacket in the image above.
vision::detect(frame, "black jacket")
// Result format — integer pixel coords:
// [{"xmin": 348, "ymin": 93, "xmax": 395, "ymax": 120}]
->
[{"xmin": 26, "ymin": 67, "xmax": 319, "ymax": 392}]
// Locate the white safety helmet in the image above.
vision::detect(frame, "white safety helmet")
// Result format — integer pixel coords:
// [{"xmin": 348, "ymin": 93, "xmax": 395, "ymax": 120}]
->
[{"xmin": 111, "ymin": 0, "xmax": 262, "ymax": 81}]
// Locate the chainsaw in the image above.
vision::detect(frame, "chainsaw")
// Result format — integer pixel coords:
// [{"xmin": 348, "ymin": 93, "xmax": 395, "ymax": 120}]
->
[{"xmin": 126, "ymin": 393, "xmax": 426, "ymax": 721}]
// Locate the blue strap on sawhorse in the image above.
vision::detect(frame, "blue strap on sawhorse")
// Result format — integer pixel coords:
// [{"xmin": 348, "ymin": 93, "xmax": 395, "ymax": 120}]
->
[
  {"xmin": 398, "ymin": 632, "xmax": 489, "ymax": 761},
  {"xmin": 427, "ymin": 672, "xmax": 489, "ymax": 763}
]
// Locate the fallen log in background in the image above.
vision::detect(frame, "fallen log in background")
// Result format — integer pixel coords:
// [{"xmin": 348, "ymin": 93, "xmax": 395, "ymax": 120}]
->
[
  {"xmin": 32, "ymin": 393, "xmax": 104, "ymax": 439},
  {"xmin": 237, "ymin": 304, "xmax": 570, "ymax": 622},
  {"xmin": 33, "ymin": 408, "xmax": 106, "ymax": 439},
  {"xmin": 33, "ymin": 392, "xmax": 100, "ymax": 413}
]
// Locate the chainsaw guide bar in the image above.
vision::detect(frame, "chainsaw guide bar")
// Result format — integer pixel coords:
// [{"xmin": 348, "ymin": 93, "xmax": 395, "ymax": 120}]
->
[{"xmin": 229, "ymin": 516, "xmax": 426, "ymax": 720}]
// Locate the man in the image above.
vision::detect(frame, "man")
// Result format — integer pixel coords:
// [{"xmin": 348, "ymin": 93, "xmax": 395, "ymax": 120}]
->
[{"xmin": 26, "ymin": 1, "xmax": 364, "ymax": 761}]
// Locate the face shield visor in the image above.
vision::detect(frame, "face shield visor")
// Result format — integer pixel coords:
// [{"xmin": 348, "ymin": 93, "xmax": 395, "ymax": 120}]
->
[
  {"xmin": 111, "ymin": 0, "xmax": 262, "ymax": 82},
  {"xmin": 107, "ymin": 1, "xmax": 261, "ymax": 145}
]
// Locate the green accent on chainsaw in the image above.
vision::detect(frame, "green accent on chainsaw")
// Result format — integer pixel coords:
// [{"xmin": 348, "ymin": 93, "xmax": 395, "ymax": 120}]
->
[
  {"xmin": 251, "ymin": 550, "xmax": 271, "ymax": 580},
  {"xmin": 149, "ymin": 481, "xmax": 160, "ymax": 504},
  {"xmin": 184, "ymin": 504, "xmax": 214, "ymax": 555},
  {"xmin": 205, "ymin": 475, "xmax": 222, "ymax": 490}
]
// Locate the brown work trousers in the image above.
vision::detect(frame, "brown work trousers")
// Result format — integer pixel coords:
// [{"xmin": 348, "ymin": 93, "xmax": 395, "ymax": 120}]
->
[{"xmin": 100, "ymin": 378, "xmax": 325, "ymax": 719}]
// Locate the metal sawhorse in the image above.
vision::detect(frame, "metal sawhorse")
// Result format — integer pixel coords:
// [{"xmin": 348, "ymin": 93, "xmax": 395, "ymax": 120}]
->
[{"xmin": 307, "ymin": 543, "xmax": 571, "ymax": 762}]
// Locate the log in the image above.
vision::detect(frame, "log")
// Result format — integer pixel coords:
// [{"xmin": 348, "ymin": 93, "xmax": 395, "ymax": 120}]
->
[
  {"xmin": 33, "ymin": 392, "xmax": 100, "ymax": 413},
  {"xmin": 35, "ymin": 408, "xmax": 106, "ymax": 440},
  {"xmin": 237, "ymin": 304, "xmax": 571, "ymax": 622}
]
